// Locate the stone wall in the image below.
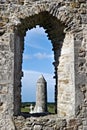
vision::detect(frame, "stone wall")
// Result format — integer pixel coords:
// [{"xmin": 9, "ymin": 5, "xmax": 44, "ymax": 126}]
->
[
  {"xmin": 0, "ymin": 0, "xmax": 87, "ymax": 129},
  {"xmin": 74, "ymin": 29, "xmax": 87, "ymax": 117},
  {"xmin": 13, "ymin": 115, "xmax": 87, "ymax": 130},
  {"xmin": 57, "ymin": 33, "xmax": 75, "ymax": 117}
]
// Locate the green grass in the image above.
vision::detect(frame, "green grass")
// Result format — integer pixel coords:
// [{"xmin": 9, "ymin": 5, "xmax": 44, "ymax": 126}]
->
[
  {"xmin": 21, "ymin": 107, "xmax": 29, "ymax": 113},
  {"xmin": 47, "ymin": 103, "xmax": 55, "ymax": 113},
  {"xmin": 21, "ymin": 102, "xmax": 55, "ymax": 114}
]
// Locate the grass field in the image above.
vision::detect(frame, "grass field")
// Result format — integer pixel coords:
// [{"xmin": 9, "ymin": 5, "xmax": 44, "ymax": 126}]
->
[{"xmin": 21, "ymin": 102, "xmax": 55, "ymax": 114}]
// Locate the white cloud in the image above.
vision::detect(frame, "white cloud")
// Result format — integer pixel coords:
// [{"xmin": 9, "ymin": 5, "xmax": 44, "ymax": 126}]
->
[
  {"xmin": 34, "ymin": 52, "xmax": 53, "ymax": 59},
  {"xmin": 23, "ymin": 54, "xmax": 32, "ymax": 60},
  {"xmin": 27, "ymin": 43, "xmax": 46, "ymax": 50},
  {"xmin": 23, "ymin": 53, "xmax": 54, "ymax": 61},
  {"xmin": 21, "ymin": 70, "xmax": 55, "ymax": 102}
]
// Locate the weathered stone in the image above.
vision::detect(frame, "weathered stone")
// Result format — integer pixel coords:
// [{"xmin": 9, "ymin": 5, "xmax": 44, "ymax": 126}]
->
[
  {"xmin": 78, "ymin": 0, "xmax": 86, "ymax": 3},
  {"xmin": 44, "ymin": 127, "xmax": 54, "ymax": 130},
  {"xmin": 0, "ymin": 0, "xmax": 87, "ymax": 129},
  {"xmin": 33, "ymin": 125, "xmax": 42, "ymax": 130},
  {"xmin": 34, "ymin": 75, "xmax": 47, "ymax": 113},
  {"xmin": 83, "ymin": 126, "xmax": 87, "ymax": 130}
]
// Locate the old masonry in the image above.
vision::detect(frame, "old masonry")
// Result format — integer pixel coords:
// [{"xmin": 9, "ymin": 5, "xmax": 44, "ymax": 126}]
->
[
  {"xmin": 34, "ymin": 75, "xmax": 47, "ymax": 113},
  {"xmin": 0, "ymin": 0, "xmax": 87, "ymax": 130},
  {"xmin": 30, "ymin": 75, "xmax": 47, "ymax": 114}
]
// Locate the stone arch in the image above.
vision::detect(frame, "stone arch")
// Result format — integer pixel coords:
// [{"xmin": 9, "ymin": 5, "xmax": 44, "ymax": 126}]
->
[
  {"xmin": 14, "ymin": 11, "xmax": 66, "ymax": 115},
  {"xmin": 12, "ymin": 1, "xmax": 78, "ymax": 116}
]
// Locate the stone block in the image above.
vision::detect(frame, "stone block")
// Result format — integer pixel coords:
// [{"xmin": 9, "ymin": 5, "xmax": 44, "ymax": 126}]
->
[
  {"xmin": 83, "ymin": 126, "xmax": 87, "ymax": 130},
  {"xmin": 33, "ymin": 125, "xmax": 42, "ymax": 130}
]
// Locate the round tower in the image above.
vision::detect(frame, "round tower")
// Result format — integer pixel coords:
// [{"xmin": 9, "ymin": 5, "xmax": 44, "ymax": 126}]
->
[{"xmin": 34, "ymin": 75, "xmax": 47, "ymax": 113}]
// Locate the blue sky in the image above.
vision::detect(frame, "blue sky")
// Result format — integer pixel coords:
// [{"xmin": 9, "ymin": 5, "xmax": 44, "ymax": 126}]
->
[{"xmin": 21, "ymin": 25, "xmax": 55, "ymax": 102}]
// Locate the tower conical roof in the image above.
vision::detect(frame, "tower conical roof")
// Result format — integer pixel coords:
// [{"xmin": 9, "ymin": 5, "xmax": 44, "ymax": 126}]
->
[{"xmin": 37, "ymin": 75, "xmax": 46, "ymax": 83}]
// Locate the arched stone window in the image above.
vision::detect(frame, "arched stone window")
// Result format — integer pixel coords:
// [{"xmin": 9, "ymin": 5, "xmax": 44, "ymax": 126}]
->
[
  {"xmin": 13, "ymin": 11, "xmax": 76, "ymax": 118},
  {"xmin": 21, "ymin": 25, "xmax": 55, "ymax": 113}
]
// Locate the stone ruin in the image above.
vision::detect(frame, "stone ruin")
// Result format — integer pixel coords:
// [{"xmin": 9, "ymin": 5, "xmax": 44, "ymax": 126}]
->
[
  {"xmin": 29, "ymin": 75, "xmax": 47, "ymax": 114},
  {"xmin": 0, "ymin": 0, "xmax": 87, "ymax": 129},
  {"xmin": 34, "ymin": 75, "xmax": 47, "ymax": 113}
]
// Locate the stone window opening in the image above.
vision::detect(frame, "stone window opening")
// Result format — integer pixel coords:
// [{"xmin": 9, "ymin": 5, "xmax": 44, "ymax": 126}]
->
[
  {"xmin": 21, "ymin": 25, "xmax": 55, "ymax": 116},
  {"xmin": 14, "ymin": 11, "xmax": 75, "ymax": 118}
]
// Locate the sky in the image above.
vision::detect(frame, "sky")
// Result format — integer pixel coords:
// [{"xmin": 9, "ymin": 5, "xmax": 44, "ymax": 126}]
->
[{"xmin": 21, "ymin": 25, "xmax": 55, "ymax": 102}]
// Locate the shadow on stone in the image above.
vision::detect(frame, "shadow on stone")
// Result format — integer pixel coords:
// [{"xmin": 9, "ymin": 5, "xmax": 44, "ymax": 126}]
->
[{"xmin": 21, "ymin": 112, "xmax": 53, "ymax": 118}]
